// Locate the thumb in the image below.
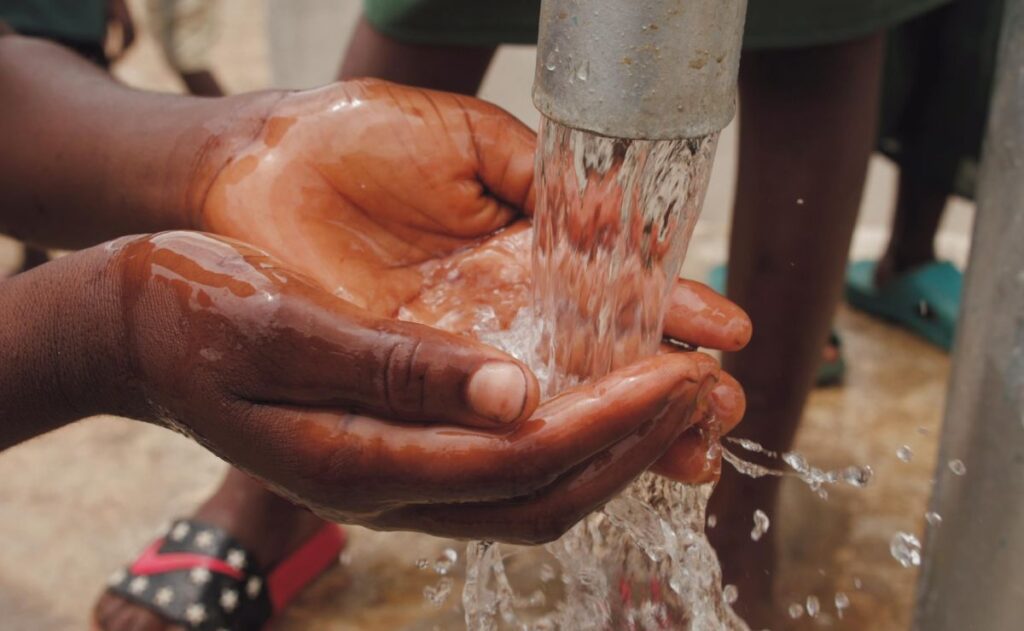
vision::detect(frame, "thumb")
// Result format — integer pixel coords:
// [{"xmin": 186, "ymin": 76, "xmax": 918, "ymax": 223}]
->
[{"xmin": 254, "ymin": 296, "xmax": 541, "ymax": 429}]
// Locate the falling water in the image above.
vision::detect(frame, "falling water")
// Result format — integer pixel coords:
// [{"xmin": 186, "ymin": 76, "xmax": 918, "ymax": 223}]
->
[{"xmin": 460, "ymin": 117, "xmax": 749, "ymax": 630}]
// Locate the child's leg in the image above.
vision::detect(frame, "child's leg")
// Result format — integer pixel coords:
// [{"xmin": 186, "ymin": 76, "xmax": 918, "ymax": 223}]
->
[
  {"xmin": 338, "ymin": 16, "xmax": 496, "ymax": 95},
  {"xmin": 18, "ymin": 244, "xmax": 48, "ymax": 273},
  {"xmin": 709, "ymin": 32, "xmax": 885, "ymax": 625},
  {"xmin": 875, "ymin": 168, "xmax": 948, "ymax": 286}
]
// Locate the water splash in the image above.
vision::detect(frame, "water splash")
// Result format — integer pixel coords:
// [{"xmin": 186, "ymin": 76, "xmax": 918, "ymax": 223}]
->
[
  {"xmin": 834, "ymin": 591, "xmax": 850, "ymax": 619},
  {"xmin": 723, "ymin": 437, "xmax": 874, "ymax": 496},
  {"xmin": 750, "ymin": 510, "xmax": 770, "ymax": 542},
  {"xmin": 890, "ymin": 532, "xmax": 922, "ymax": 568},
  {"xmin": 460, "ymin": 117, "xmax": 743, "ymax": 629},
  {"xmin": 805, "ymin": 595, "xmax": 820, "ymax": 618},
  {"xmin": 424, "ymin": 578, "xmax": 454, "ymax": 607},
  {"xmin": 896, "ymin": 445, "xmax": 914, "ymax": 462}
]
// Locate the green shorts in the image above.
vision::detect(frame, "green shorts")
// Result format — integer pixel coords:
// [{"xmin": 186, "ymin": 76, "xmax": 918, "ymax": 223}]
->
[{"xmin": 363, "ymin": 0, "xmax": 951, "ymax": 50}]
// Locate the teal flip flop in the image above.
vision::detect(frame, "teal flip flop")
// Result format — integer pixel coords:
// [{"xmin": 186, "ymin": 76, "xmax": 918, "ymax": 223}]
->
[
  {"xmin": 708, "ymin": 264, "xmax": 845, "ymax": 386},
  {"xmin": 845, "ymin": 260, "xmax": 961, "ymax": 352}
]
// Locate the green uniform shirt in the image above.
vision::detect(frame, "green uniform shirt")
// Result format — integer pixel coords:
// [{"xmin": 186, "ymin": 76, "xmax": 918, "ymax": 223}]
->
[
  {"xmin": 363, "ymin": 0, "xmax": 952, "ymax": 49},
  {"xmin": 0, "ymin": 0, "xmax": 106, "ymax": 45}
]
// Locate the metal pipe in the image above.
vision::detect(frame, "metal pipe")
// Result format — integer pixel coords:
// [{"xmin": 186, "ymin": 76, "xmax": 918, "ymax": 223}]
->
[
  {"xmin": 532, "ymin": 0, "xmax": 747, "ymax": 140},
  {"xmin": 913, "ymin": 0, "xmax": 1024, "ymax": 628}
]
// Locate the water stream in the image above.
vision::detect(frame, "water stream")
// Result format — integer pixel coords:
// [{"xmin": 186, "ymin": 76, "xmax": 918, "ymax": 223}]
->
[{"xmin": 460, "ymin": 117, "xmax": 744, "ymax": 630}]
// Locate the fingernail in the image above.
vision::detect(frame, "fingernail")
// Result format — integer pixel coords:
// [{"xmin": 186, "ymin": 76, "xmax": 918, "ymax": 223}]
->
[{"xmin": 467, "ymin": 361, "xmax": 529, "ymax": 424}]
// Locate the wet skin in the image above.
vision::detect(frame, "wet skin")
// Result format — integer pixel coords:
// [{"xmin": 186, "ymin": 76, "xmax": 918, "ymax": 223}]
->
[
  {"xmin": 0, "ymin": 36, "xmax": 756, "ymax": 630},
  {"xmin": 0, "ymin": 35, "xmax": 751, "ymax": 542},
  {"xmin": 200, "ymin": 79, "xmax": 752, "ymax": 488},
  {"xmin": 108, "ymin": 230, "xmax": 738, "ymax": 544}
]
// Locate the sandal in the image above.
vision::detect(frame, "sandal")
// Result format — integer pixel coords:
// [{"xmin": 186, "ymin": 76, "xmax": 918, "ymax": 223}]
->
[
  {"xmin": 845, "ymin": 260, "xmax": 960, "ymax": 351},
  {"xmin": 106, "ymin": 518, "xmax": 345, "ymax": 630},
  {"xmin": 708, "ymin": 264, "xmax": 845, "ymax": 386}
]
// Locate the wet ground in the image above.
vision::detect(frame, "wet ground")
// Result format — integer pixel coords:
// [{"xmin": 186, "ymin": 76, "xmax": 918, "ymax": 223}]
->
[{"xmin": 0, "ymin": 1, "xmax": 970, "ymax": 629}]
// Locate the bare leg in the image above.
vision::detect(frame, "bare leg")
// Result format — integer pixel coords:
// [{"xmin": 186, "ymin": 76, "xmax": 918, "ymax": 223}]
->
[
  {"xmin": 708, "ymin": 34, "xmax": 885, "ymax": 625},
  {"xmin": 874, "ymin": 168, "xmax": 947, "ymax": 285},
  {"xmin": 179, "ymin": 70, "xmax": 224, "ymax": 97},
  {"xmin": 338, "ymin": 16, "xmax": 496, "ymax": 94},
  {"xmin": 18, "ymin": 244, "xmax": 49, "ymax": 273}
]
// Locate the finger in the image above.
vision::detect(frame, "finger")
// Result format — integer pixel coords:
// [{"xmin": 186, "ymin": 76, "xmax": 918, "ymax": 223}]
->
[
  {"xmin": 663, "ymin": 280, "xmax": 752, "ymax": 351},
  {"xmin": 650, "ymin": 426, "xmax": 722, "ymax": 484},
  {"xmin": 372, "ymin": 373, "xmax": 717, "ymax": 543},
  {"xmin": 258, "ymin": 352, "xmax": 720, "ymax": 508},
  {"xmin": 457, "ymin": 94, "xmax": 538, "ymax": 214},
  {"xmin": 710, "ymin": 371, "xmax": 745, "ymax": 434},
  {"xmin": 650, "ymin": 370, "xmax": 743, "ymax": 483},
  {"xmin": 247, "ymin": 283, "xmax": 541, "ymax": 429}
]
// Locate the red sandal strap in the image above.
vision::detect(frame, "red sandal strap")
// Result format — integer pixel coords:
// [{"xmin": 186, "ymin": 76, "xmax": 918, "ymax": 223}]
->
[
  {"xmin": 267, "ymin": 523, "xmax": 346, "ymax": 612},
  {"xmin": 130, "ymin": 539, "xmax": 244, "ymax": 580}
]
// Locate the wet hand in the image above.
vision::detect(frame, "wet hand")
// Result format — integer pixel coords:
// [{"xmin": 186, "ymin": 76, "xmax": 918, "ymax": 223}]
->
[
  {"xmin": 111, "ymin": 231, "xmax": 721, "ymax": 543},
  {"xmin": 199, "ymin": 79, "xmax": 750, "ymax": 485}
]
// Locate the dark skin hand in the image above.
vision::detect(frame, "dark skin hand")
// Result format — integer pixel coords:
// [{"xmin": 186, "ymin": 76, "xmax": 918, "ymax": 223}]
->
[
  {"xmin": 201, "ymin": 79, "xmax": 751, "ymax": 484},
  {"xmin": 0, "ymin": 230, "xmax": 725, "ymax": 544},
  {"xmin": 0, "ymin": 37, "xmax": 751, "ymax": 542}
]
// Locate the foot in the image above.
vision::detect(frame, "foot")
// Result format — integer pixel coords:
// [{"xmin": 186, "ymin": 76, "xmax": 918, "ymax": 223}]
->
[
  {"xmin": 873, "ymin": 250, "xmax": 936, "ymax": 289},
  {"xmin": 93, "ymin": 470, "xmax": 328, "ymax": 631}
]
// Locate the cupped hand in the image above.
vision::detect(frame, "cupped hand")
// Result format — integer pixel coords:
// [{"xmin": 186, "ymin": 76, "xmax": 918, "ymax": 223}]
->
[
  {"xmin": 112, "ymin": 231, "xmax": 723, "ymax": 543},
  {"xmin": 200, "ymin": 79, "xmax": 751, "ymax": 485}
]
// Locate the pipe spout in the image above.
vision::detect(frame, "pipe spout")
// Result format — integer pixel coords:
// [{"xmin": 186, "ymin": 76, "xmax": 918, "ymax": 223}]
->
[{"xmin": 533, "ymin": 0, "xmax": 747, "ymax": 140}]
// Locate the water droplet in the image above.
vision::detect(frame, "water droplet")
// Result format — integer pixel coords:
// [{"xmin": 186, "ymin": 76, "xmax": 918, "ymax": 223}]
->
[
  {"xmin": 707, "ymin": 514, "xmax": 717, "ymax": 529},
  {"xmin": 524, "ymin": 589, "xmax": 546, "ymax": 607},
  {"xmin": 539, "ymin": 563, "xmax": 556, "ymax": 582},
  {"xmin": 728, "ymin": 437, "xmax": 777, "ymax": 457},
  {"xmin": 796, "ymin": 198, "xmax": 805, "ymax": 205},
  {"xmin": 433, "ymin": 548, "xmax": 459, "ymax": 575},
  {"xmin": 423, "ymin": 577, "xmax": 453, "ymax": 606},
  {"xmin": 751, "ymin": 509, "xmax": 770, "ymax": 541},
  {"xmin": 782, "ymin": 451, "xmax": 809, "ymax": 474},
  {"xmin": 842, "ymin": 465, "xmax": 874, "ymax": 488},
  {"xmin": 788, "ymin": 603, "xmax": 805, "ymax": 619},
  {"xmin": 806, "ymin": 595, "xmax": 820, "ymax": 617},
  {"xmin": 415, "ymin": 558, "xmax": 430, "ymax": 570},
  {"xmin": 853, "ymin": 577, "xmax": 864, "ymax": 590},
  {"xmin": 925, "ymin": 511, "xmax": 943, "ymax": 526},
  {"xmin": 575, "ymin": 61, "xmax": 589, "ymax": 82},
  {"xmin": 897, "ymin": 445, "xmax": 914, "ymax": 462},
  {"xmin": 544, "ymin": 50, "xmax": 557, "ymax": 72},
  {"xmin": 835, "ymin": 591, "xmax": 850, "ymax": 618},
  {"xmin": 890, "ymin": 531, "xmax": 922, "ymax": 567},
  {"xmin": 948, "ymin": 459, "xmax": 967, "ymax": 475}
]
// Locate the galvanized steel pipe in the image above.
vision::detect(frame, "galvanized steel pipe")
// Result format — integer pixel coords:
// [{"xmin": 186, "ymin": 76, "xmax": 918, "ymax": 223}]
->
[
  {"xmin": 532, "ymin": 0, "xmax": 747, "ymax": 139},
  {"xmin": 914, "ymin": 0, "xmax": 1024, "ymax": 627}
]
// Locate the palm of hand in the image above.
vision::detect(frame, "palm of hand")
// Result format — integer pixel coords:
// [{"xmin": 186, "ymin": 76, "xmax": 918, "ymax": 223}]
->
[
  {"xmin": 199, "ymin": 80, "xmax": 750, "ymax": 488},
  {"xmin": 202, "ymin": 79, "xmax": 536, "ymax": 332}
]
